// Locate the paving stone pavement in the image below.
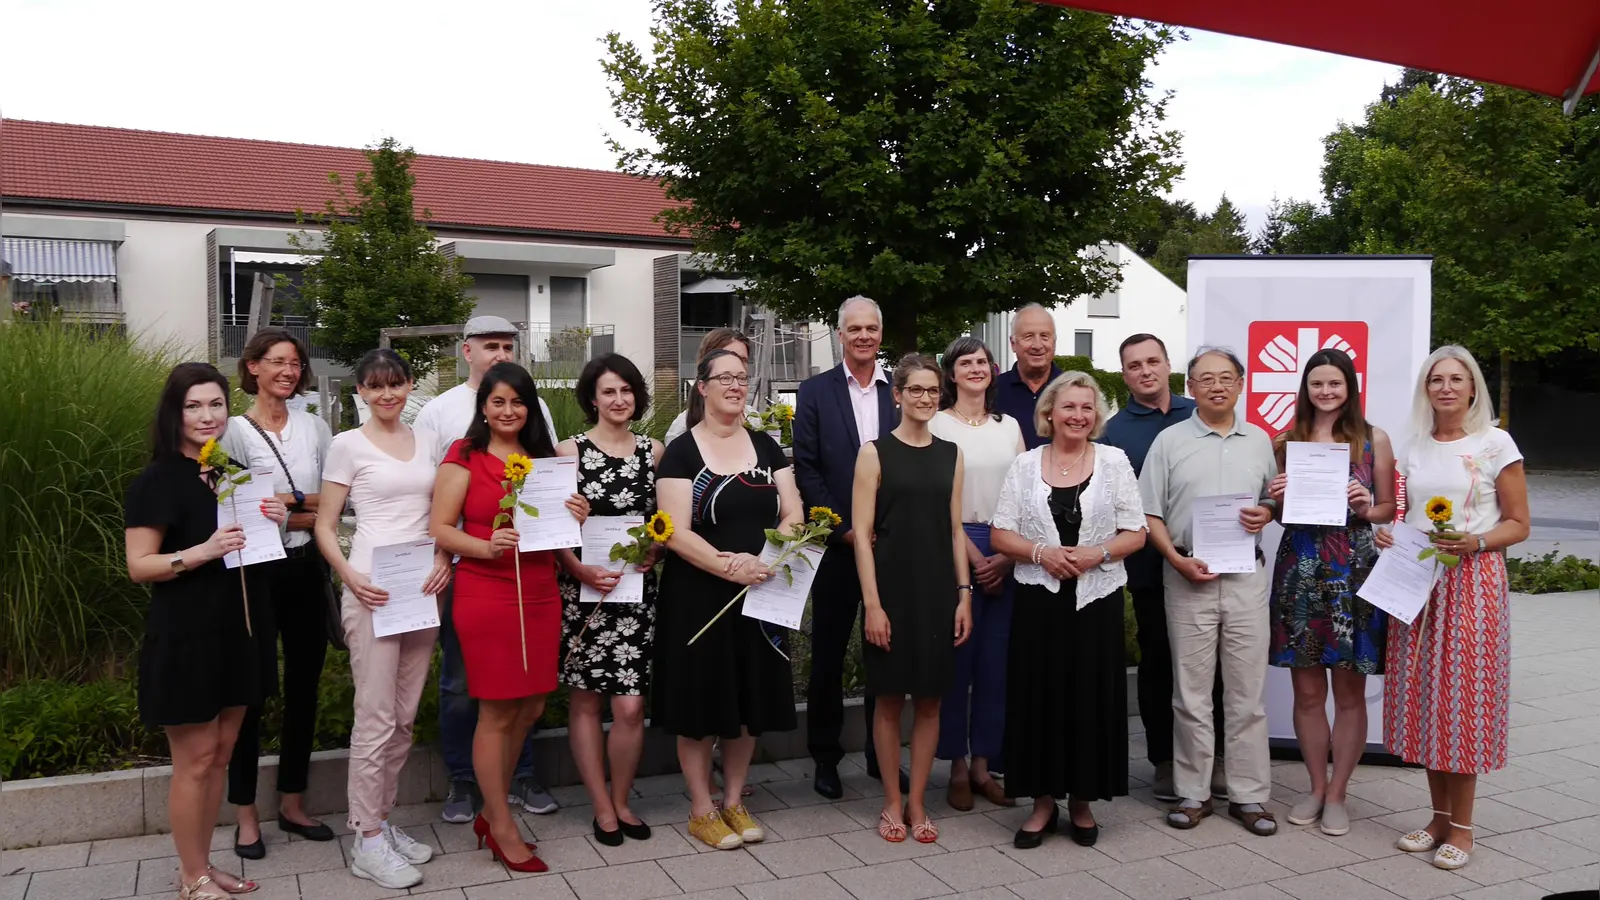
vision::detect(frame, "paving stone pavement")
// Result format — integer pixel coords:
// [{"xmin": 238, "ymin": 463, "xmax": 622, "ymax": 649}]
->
[
  {"xmin": 1520, "ymin": 472, "xmax": 1600, "ymax": 562},
  {"xmin": 4, "ymin": 593, "xmax": 1597, "ymax": 900}
]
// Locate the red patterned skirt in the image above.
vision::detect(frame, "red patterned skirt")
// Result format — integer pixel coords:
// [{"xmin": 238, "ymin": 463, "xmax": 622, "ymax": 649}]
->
[{"xmin": 1383, "ymin": 551, "xmax": 1510, "ymax": 773}]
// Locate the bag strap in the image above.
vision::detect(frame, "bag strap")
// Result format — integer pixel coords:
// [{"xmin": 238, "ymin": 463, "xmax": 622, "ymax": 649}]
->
[{"xmin": 241, "ymin": 414, "xmax": 299, "ymax": 494}]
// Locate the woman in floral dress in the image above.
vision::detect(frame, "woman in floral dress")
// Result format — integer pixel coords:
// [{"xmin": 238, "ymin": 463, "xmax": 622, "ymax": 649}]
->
[
  {"xmin": 1265, "ymin": 349, "xmax": 1395, "ymax": 839},
  {"xmin": 556, "ymin": 354, "xmax": 664, "ymax": 846},
  {"xmin": 1376, "ymin": 346, "xmax": 1529, "ymax": 872}
]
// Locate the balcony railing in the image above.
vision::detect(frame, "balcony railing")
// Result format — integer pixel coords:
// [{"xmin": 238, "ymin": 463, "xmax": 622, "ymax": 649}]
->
[
  {"xmin": 680, "ymin": 325, "xmax": 813, "ymax": 382},
  {"xmin": 221, "ymin": 314, "xmax": 329, "ymax": 359}
]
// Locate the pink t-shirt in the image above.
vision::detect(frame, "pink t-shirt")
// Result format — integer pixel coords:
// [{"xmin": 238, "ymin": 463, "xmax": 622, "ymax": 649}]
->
[{"xmin": 322, "ymin": 427, "xmax": 440, "ymax": 574}]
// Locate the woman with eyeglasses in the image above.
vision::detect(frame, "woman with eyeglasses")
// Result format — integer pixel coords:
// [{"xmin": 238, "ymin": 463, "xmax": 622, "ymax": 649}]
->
[
  {"xmin": 652, "ymin": 349, "xmax": 803, "ymax": 850},
  {"xmin": 989, "ymin": 372, "xmax": 1147, "ymax": 850},
  {"xmin": 220, "ymin": 326, "xmax": 336, "ymax": 858},
  {"xmin": 853, "ymin": 354, "xmax": 972, "ymax": 844}
]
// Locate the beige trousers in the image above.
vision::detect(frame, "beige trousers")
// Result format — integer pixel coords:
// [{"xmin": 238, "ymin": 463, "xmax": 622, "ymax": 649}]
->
[
  {"xmin": 1163, "ymin": 563, "xmax": 1272, "ymax": 805},
  {"xmin": 343, "ymin": 589, "xmax": 439, "ymax": 831}
]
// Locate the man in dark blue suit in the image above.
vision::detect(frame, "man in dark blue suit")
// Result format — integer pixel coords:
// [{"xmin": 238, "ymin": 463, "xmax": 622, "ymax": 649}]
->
[{"xmin": 792, "ymin": 295, "xmax": 909, "ymax": 799}]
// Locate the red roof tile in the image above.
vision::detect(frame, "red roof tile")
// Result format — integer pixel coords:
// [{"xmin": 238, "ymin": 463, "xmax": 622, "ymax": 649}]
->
[{"xmin": 0, "ymin": 120, "xmax": 682, "ymax": 242}]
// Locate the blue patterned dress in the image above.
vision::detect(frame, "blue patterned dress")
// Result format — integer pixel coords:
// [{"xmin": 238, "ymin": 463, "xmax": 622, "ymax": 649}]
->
[{"xmin": 1268, "ymin": 440, "xmax": 1386, "ymax": 673}]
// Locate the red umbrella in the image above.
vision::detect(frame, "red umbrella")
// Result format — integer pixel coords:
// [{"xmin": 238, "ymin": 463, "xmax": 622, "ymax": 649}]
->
[{"xmin": 1037, "ymin": 0, "xmax": 1600, "ymax": 113}]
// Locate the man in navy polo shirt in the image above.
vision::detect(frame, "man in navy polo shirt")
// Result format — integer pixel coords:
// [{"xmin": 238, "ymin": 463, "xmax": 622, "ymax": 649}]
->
[
  {"xmin": 1100, "ymin": 332, "xmax": 1212, "ymax": 803},
  {"xmin": 994, "ymin": 304, "xmax": 1063, "ymax": 449}
]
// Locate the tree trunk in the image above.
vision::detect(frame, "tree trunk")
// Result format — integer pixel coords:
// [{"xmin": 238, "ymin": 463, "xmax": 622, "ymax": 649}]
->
[{"xmin": 1498, "ymin": 350, "xmax": 1512, "ymax": 430}]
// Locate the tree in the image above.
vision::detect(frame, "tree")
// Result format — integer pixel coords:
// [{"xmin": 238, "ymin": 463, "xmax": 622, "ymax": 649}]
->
[
  {"xmin": 1146, "ymin": 195, "xmax": 1251, "ymax": 287},
  {"xmin": 291, "ymin": 138, "xmax": 477, "ymax": 378},
  {"xmin": 604, "ymin": 0, "xmax": 1181, "ymax": 355},
  {"xmin": 1313, "ymin": 78, "xmax": 1600, "ymax": 425},
  {"xmin": 1253, "ymin": 197, "xmax": 1346, "ymax": 255}
]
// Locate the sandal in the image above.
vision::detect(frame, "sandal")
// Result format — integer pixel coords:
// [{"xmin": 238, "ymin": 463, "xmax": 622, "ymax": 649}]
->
[
  {"xmin": 177, "ymin": 875, "xmax": 229, "ymax": 900},
  {"xmin": 912, "ymin": 818, "xmax": 938, "ymax": 844},
  {"xmin": 1166, "ymin": 800, "xmax": 1213, "ymax": 830},
  {"xmin": 1432, "ymin": 823, "xmax": 1473, "ymax": 870},
  {"xmin": 1397, "ymin": 811, "xmax": 1448, "ymax": 852},
  {"xmin": 878, "ymin": 810, "xmax": 907, "ymax": 843},
  {"xmin": 1228, "ymin": 802, "xmax": 1277, "ymax": 836},
  {"xmin": 205, "ymin": 865, "xmax": 257, "ymax": 894}
]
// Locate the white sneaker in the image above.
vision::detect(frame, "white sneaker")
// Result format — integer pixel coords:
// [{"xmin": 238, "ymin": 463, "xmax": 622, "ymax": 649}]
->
[
  {"xmin": 385, "ymin": 824, "xmax": 434, "ymax": 865},
  {"xmin": 350, "ymin": 838, "xmax": 423, "ymax": 890}
]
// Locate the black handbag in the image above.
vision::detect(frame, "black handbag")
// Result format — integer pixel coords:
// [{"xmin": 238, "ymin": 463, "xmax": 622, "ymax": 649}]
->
[{"xmin": 241, "ymin": 414, "xmax": 349, "ymax": 652}]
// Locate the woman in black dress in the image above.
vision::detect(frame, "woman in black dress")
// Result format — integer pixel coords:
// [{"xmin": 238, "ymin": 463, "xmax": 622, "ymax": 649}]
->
[
  {"xmin": 990, "ymin": 372, "xmax": 1147, "ymax": 850},
  {"xmin": 852, "ymin": 354, "xmax": 971, "ymax": 843},
  {"xmin": 653, "ymin": 349, "xmax": 803, "ymax": 850},
  {"xmin": 124, "ymin": 363, "xmax": 288, "ymax": 900}
]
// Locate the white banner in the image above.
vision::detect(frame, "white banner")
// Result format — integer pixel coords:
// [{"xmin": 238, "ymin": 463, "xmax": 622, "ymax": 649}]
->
[{"xmin": 1186, "ymin": 256, "xmax": 1432, "ymax": 750}]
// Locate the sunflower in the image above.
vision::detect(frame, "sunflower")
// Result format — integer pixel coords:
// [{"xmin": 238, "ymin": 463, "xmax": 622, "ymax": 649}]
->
[
  {"xmin": 504, "ymin": 453, "xmax": 533, "ymax": 481},
  {"xmin": 1425, "ymin": 496, "xmax": 1453, "ymax": 525},
  {"xmin": 198, "ymin": 438, "xmax": 233, "ymax": 471},
  {"xmin": 809, "ymin": 506, "xmax": 842, "ymax": 528},
  {"xmin": 646, "ymin": 510, "xmax": 675, "ymax": 542}
]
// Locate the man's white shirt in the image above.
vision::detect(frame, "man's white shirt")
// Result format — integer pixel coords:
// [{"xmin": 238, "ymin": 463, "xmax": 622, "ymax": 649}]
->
[{"xmin": 413, "ymin": 383, "xmax": 559, "ymax": 458}]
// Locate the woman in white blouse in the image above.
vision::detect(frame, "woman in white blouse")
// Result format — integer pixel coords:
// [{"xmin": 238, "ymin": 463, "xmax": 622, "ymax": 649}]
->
[
  {"xmin": 927, "ymin": 337, "xmax": 1024, "ymax": 812},
  {"xmin": 220, "ymin": 326, "xmax": 336, "ymax": 857},
  {"xmin": 990, "ymin": 372, "xmax": 1147, "ymax": 850},
  {"xmin": 314, "ymin": 350, "xmax": 452, "ymax": 890},
  {"xmin": 1375, "ymin": 346, "xmax": 1529, "ymax": 871}
]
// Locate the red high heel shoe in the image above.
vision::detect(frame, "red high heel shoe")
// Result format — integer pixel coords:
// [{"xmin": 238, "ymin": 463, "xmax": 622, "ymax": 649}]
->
[
  {"xmin": 485, "ymin": 832, "xmax": 548, "ymax": 873},
  {"xmin": 473, "ymin": 814, "xmax": 537, "ymax": 851}
]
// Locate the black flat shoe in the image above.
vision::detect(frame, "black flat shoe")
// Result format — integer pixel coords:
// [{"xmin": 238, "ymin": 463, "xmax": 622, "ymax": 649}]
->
[
  {"xmin": 814, "ymin": 762, "xmax": 844, "ymax": 800},
  {"xmin": 1013, "ymin": 804, "xmax": 1060, "ymax": 849},
  {"xmin": 593, "ymin": 818, "xmax": 624, "ymax": 847},
  {"xmin": 618, "ymin": 817, "xmax": 652, "ymax": 841},
  {"xmin": 233, "ymin": 826, "xmax": 266, "ymax": 860},
  {"xmin": 1070, "ymin": 821, "xmax": 1099, "ymax": 846},
  {"xmin": 277, "ymin": 816, "xmax": 335, "ymax": 842}
]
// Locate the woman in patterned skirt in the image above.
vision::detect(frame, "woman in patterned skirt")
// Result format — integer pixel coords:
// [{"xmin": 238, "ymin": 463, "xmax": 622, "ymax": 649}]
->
[
  {"xmin": 556, "ymin": 354, "xmax": 664, "ymax": 846},
  {"xmin": 1376, "ymin": 346, "xmax": 1529, "ymax": 871},
  {"xmin": 1265, "ymin": 349, "xmax": 1395, "ymax": 838}
]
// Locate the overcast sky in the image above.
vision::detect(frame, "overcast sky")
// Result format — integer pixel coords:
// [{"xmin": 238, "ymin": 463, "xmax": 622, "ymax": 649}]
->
[{"xmin": 2, "ymin": 0, "xmax": 1400, "ymax": 233}]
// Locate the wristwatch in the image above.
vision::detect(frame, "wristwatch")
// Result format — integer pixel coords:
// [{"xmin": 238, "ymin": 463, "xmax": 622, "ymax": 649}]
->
[
  {"xmin": 290, "ymin": 489, "xmax": 307, "ymax": 511},
  {"xmin": 1099, "ymin": 546, "xmax": 1112, "ymax": 565},
  {"xmin": 1476, "ymin": 535, "xmax": 1488, "ymax": 553},
  {"xmin": 169, "ymin": 553, "xmax": 187, "ymax": 574},
  {"xmin": 956, "ymin": 584, "xmax": 974, "ymax": 594}
]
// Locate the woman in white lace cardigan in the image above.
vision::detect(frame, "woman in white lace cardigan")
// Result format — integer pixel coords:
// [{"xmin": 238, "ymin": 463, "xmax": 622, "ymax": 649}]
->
[{"xmin": 990, "ymin": 371, "xmax": 1147, "ymax": 850}]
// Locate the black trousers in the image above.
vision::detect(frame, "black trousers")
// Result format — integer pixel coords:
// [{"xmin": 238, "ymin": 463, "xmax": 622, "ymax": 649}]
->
[
  {"xmin": 228, "ymin": 552, "xmax": 329, "ymax": 805},
  {"xmin": 806, "ymin": 544, "xmax": 876, "ymax": 767},
  {"xmin": 1130, "ymin": 583, "xmax": 1224, "ymax": 766}
]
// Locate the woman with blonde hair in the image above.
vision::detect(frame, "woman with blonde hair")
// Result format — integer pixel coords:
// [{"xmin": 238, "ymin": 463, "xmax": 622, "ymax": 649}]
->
[
  {"xmin": 1376, "ymin": 345, "xmax": 1528, "ymax": 871},
  {"xmin": 990, "ymin": 372, "xmax": 1147, "ymax": 849}
]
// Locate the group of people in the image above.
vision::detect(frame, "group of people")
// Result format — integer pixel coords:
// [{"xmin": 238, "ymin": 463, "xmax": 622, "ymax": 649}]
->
[{"xmin": 125, "ymin": 300, "xmax": 1527, "ymax": 900}]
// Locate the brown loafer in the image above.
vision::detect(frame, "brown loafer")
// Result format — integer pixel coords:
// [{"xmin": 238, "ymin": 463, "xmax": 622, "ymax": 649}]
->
[
  {"xmin": 1228, "ymin": 802, "xmax": 1278, "ymax": 836},
  {"xmin": 973, "ymin": 777, "xmax": 1016, "ymax": 807},
  {"xmin": 947, "ymin": 776, "xmax": 974, "ymax": 811}
]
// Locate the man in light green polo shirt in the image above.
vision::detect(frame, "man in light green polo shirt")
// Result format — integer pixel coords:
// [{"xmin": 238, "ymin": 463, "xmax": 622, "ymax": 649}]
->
[{"xmin": 1139, "ymin": 347, "xmax": 1279, "ymax": 837}]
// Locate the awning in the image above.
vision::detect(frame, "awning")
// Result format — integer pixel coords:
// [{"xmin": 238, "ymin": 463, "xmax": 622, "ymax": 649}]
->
[
  {"xmin": 1038, "ymin": 1, "xmax": 1600, "ymax": 112},
  {"xmin": 1, "ymin": 238, "xmax": 119, "ymax": 283},
  {"xmin": 682, "ymin": 277, "xmax": 749, "ymax": 294}
]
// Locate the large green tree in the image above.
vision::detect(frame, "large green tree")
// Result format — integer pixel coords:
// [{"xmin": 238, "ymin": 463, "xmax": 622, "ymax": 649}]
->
[
  {"xmin": 1142, "ymin": 194, "xmax": 1251, "ymax": 287},
  {"xmin": 292, "ymin": 138, "xmax": 476, "ymax": 377},
  {"xmin": 604, "ymin": 0, "xmax": 1180, "ymax": 355}
]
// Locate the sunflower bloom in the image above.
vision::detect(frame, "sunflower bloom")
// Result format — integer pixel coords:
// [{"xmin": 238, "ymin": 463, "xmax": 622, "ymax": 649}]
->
[
  {"xmin": 198, "ymin": 438, "xmax": 228, "ymax": 469},
  {"xmin": 647, "ymin": 511, "xmax": 675, "ymax": 542},
  {"xmin": 504, "ymin": 453, "xmax": 533, "ymax": 481},
  {"xmin": 1425, "ymin": 497, "xmax": 1453, "ymax": 525},
  {"xmin": 809, "ymin": 506, "xmax": 842, "ymax": 528}
]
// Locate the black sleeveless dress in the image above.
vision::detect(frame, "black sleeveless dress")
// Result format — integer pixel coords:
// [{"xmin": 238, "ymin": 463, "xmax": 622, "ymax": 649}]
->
[{"xmin": 863, "ymin": 433, "xmax": 959, "ymax": 698}]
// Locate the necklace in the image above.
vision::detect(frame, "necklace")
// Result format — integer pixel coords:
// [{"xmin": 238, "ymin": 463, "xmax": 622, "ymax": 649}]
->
[
  {"xmin": 950, "ymin": 407, "xmax": 987, "ymax": 427},
  {"xmin": 1053, "ymin": 443, "xmax": 1088, "ymax": 478},
  {"xmin": 1050, "ymin": 444, "xmax": 1090, "ymax": 526}
]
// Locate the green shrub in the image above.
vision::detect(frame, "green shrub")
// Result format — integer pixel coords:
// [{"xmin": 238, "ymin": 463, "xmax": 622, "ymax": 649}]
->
[
  {"xmin": 0, "ymin": 678, "xmax": 165, "ymax": 779},
  {"xmin": 1508, "ymin": 552, "xmax": 1600, "ymax": 594},
  {"xmin": 0, "ymin": 321, "xmax": 176, "ymax": 682}
]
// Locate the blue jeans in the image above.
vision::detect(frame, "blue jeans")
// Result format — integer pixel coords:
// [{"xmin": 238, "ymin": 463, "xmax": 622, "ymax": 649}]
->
[
  {"xmin": 937, "ymin": 523, "xmax": 1013, "ymax": 766},
  {"xmin": 438, "ymin": 584, "xmax": 539, "ymax": 784}
]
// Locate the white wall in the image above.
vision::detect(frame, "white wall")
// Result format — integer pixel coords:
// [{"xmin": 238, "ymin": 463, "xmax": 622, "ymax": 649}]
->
[
  {"xmin": 986, "ymin": 243, "xmax": 1186, "ymax": 371},
  {"xmin": 587, "ymin": 247, "xmax": 664, "ymax": 369}
]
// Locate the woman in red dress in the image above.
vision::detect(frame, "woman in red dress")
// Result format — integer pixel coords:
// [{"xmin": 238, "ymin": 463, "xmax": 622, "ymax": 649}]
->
[{"xmin": 431, "ymin": 362, "xmax": 589, "ymax": 873}]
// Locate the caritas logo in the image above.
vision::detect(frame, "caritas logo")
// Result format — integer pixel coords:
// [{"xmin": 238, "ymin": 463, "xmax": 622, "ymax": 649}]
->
[{"xmin": 1245, "ymin": 321, "xmax": 1369, "ymax": 435}]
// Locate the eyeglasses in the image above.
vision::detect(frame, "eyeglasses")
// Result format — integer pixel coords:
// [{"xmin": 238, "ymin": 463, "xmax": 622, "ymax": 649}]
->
[
  {"xmin": 900, "ymin": 386, "xmax": 938, "ymax": 399},
  {"xmin": 262, "ymin": 357, "xmax": 304, "ymax": 372},
  {"xmin": 1192, "ymin": 375, "xmax": 1239, "ymax": 389},
  {"xmin": 705, "ymin": 373, "xmax": 751, "ymax": 387}
]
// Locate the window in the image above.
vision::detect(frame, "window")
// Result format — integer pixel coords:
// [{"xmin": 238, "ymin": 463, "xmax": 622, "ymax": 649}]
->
[
  {"xmin": 1087, "ymin": 289, "xmax": 1120, "ymax": 318},
  {"xmin": 1075, "ymin": 330, "xmax": 1094, "ymax": 358}
]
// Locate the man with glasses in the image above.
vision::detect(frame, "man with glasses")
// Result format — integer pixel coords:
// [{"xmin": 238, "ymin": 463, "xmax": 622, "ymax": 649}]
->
[
  {"xmin": 1138, "ymin": 348, "xmax": 1279, "ymax": 837},
  {"xmin": 414, "ymin": 315, "xmax": 560, "ymax": 824},
  {"xmin": 793, "ymin": 295, "xmax": 909, "ymax": 799}
]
